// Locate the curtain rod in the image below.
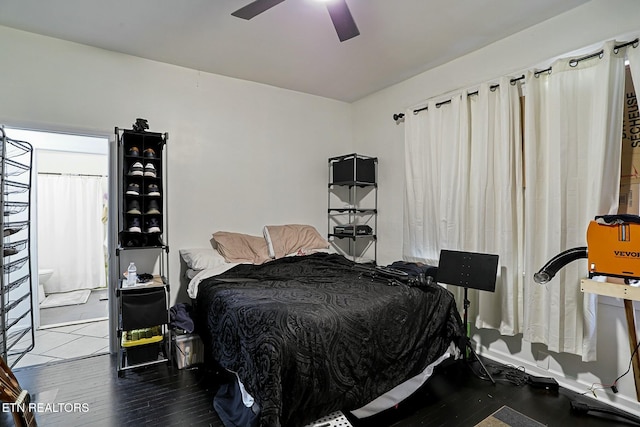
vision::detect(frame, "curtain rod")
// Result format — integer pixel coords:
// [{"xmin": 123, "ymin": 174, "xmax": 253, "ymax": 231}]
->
[
  {"xmin": 393, "ymin": 37, "xmax": 639, "ymax": 122},
  {"xmin": 38, "ymin": 172, "xmax": 106, "ymax": 178},
  {"xmin": 392, "ymin": 75, "xmax": 523, "ymax": 121}
]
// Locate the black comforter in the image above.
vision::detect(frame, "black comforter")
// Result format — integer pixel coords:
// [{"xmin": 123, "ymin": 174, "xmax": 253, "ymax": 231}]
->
[{"xmin": 195, "ymin": 253, "xmax": 463, "ymax": 427}]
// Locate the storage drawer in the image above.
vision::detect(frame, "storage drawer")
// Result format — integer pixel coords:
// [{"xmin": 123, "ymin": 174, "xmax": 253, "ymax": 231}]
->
[
  {"xmin": 332, "ymin": 157, "xmax": 375, "ymax": 184},
  {"xmin": 121, "ymin": 287, "xmax": 167, "ymax": 330}
]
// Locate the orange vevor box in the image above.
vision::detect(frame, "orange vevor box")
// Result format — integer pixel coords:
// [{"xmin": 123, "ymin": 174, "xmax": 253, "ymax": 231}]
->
[{"xmin": 587, "ymin": 219, "xmax": 640, "ymax": 279}]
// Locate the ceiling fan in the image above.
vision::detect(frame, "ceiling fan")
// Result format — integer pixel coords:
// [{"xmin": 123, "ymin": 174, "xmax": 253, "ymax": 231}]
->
[{"xmin": 231, "ymin": 0, "xmax": 360, "ymax": 42}]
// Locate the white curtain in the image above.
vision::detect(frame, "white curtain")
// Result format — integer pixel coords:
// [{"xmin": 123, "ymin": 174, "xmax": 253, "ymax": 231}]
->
[
  {"xmin": 523, "ymin": 41, "xmax": 626, "ymax": 361},
  {"xmin": 38, "ymin": 174, "xmax": 107, "ymax": 293},
  {"xmin": 467, "ymin": 79, "xmax": 524, "ymax": 334},
  {"xmin": 628, "ymin": 41, "xmax": 640, "ymax": 96},
  {"xmin": 403, "ymin": 95, "xmax": 468, "ymax": 265},
  {"xmin": 403, "ymin": 77, "xmax": 523, "ymax": 335}
]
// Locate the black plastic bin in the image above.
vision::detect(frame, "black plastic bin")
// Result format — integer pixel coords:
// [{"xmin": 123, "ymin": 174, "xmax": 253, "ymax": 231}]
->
[{"xmin": 126, "ymin": 342, "xmax": 161, "ymax": 365}]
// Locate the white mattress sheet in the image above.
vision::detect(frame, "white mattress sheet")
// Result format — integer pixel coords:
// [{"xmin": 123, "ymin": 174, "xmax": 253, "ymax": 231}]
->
[{"xmin": 350, "ymin": 341, "xmax": 460, "ymax": 418}]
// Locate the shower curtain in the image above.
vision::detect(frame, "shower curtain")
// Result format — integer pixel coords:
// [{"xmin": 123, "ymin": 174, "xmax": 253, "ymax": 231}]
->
[{"xmin": 37, "ymin": 174, "xmax": 107, "ymax": 293}]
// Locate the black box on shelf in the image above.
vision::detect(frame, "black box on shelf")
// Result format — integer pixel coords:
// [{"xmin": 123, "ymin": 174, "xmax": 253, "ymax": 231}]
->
[
  {"xmin": 334, "ymin": 224, "xmax": 373, "ymax": 235},
  {"xmin": 332, "ymin": 156, "xmax": 375, "ymax": 184}
]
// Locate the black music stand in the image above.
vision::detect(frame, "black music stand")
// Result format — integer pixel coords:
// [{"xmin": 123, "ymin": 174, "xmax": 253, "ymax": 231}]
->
[{"xmin": 438, "ymin": 249, "xmax": 499, "ymax": 384}]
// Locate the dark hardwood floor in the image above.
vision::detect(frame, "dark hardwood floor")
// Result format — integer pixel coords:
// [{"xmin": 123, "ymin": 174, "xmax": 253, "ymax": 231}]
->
[{"xmin": 2, "ymin": 354, "xmax": 639, "ymax": 426}]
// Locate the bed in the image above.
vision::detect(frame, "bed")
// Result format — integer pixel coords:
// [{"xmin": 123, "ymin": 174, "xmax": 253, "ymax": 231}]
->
[{"xmin": 182, "ymin": 226, "xmax": 465, "ymax": 427}]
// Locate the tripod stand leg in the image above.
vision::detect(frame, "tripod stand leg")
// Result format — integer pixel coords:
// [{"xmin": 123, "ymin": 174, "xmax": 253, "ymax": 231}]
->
[{"xmin": 466, "ymin": 339, "xmax": 496, "ymax": 384}]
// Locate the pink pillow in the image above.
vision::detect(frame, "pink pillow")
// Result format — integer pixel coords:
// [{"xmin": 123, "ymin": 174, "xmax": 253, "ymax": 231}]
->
[
  {"xmin": 263, "ymin": 225, "xmax": 329, "ymax": 259},
  {"xmin": 212, "ymin": 231, "xmax": 271, "ymax": 264}
]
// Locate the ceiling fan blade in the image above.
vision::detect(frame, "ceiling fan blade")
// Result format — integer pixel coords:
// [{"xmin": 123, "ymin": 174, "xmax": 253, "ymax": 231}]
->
[
  {"xmin": 326, "ymin": 0, "xmax": 360, "ymax": 42},
  {"xmin": 231, "ymin": 0, "xmax": 286, "ymax": 20}
]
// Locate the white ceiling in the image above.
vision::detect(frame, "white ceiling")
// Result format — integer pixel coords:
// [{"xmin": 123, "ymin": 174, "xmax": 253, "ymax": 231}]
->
[{"xmin": 0, "ymin": 0, "xmax": 590, "ymax": 102}]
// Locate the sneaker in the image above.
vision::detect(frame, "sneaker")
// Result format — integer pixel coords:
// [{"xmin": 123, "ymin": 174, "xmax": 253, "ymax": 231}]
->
[
  {"xmin": 126, "ymin": 183, "xmax": 140, "ymax": 196},
  {"xmin": 146, "ymin": 184, "xmax": 160, "ymax": 197},
  {"xmin": 3, "ymin": 248, "xmax": 18, "ymax": 257},
  {"xmin": 3, "ymin": 227, "xmax": 22, "ymax": 237},
  {"xmin": 146, "ymin": 200, "xmax": 161, "ymax": 214},
  {"xmin": 128, "ymin": 162, "xmax": 144, "ymax": 176},
  {"xmin": 128, "ymin": 217, "xmax": 142, "ymax": 233},
  {"xmin": 128, "ymin": 146, "xmax": 140, "ymax": 157},
  {"xmin": 127, "ymin": 199, "xmax": 141, "ymax": 214},
  {"xmin": 146, "ymin": 218, "xmax": 161, "ymax": 233},
  {"xmin": 143, "ymin": 163, "xmax": 156, "ymax": 178},
  {"xmin": 143, "ymin": 148, "xmax": 156, "ymax": 159}
]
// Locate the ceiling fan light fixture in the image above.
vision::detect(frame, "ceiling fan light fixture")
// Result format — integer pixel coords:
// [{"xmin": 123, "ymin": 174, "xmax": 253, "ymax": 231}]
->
[
  {"xmin": 231, "ymin": 0, "xmax": 360, "ymax": 42},
  {"xmin": 326, "ymin": 0, "xmax": 359, "ymax": 42}
]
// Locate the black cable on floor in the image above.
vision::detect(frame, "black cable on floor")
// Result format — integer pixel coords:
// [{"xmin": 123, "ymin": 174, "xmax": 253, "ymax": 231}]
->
[{"xmin": 480, "ymin": 362, "xmax": 530, "ymax": 386}]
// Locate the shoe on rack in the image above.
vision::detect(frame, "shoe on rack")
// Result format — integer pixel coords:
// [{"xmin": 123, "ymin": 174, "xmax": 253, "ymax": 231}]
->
[
  {"xmin": 126, "ymin": 183, "xmax": 140, "ymax": 196},
  {"xmin": 146, "ymin": 218, "xmax": 161, "ymax": 233},
  {"xmin": 146, "ymin": 200, "xmax": 161, "ymax": 215},
  {"xmin": 128, "ymin": 162, "xmax": 144, "ymax": 176},
  {"xmin": 3, "ymin": 248, "xmax": 18, "ymax": 257},
  {"xmin": 127, "ymin": 199, "xmax": 141, "ymax": 214},
  {"xmin": 143, "ymin": 163, "xmax": 156, "ymax": 178},
  {"xmin": 146, "ymin": 183, "xmax": 161, "ymax": 197},
  {"xmin": 128, "ymin": 146, "xmax": 140, "ymax": 157},
  {"xmin": 128, "ymin": 217, "xmax": 142, "ymax": 233},
  {"xmin": 143, "ymin": 148, "xmax": 156, "ymax": 159},
  {"xmin": 3, "ymin": 227, "xmax": 21, "ymax": 237}
]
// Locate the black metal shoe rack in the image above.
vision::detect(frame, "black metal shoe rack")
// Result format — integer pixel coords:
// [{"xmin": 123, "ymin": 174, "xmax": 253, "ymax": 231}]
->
[
  {"xmin": 0, "ymin": 127, "xmax": 35, "ymax": 368},
  {"xmin": 118, "ymin": 129, "xmax": 167, "ymax": 249},
  {"xmin": 110, "ymin": 127, "xmax": 170, "ymax": 376}
]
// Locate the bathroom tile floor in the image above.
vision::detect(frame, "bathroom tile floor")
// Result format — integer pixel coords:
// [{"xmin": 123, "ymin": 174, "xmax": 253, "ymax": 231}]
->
[{"xmin": 14, "ymin": 319, "xmax": 109, "ymax": 369}]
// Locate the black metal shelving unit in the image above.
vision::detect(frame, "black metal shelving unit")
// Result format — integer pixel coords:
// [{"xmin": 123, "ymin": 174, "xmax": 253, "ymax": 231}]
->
[
  {"xmin": 110, "ymin": 127, "xmax": 170, "ymax": 376},
  {"xmin": 328, "ymin": 153, "xmax": 378, "ymax": 263},
  {"xmin": 0, "ymin": 127, "xmax": 35, "ymax": 368}
]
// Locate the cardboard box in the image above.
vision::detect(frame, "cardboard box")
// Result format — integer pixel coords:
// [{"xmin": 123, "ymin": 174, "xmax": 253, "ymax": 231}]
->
[
  {"xmin": 619, "ymin": 182, "xmax": 640, "ymax": 215},
  {"xmin": 173, "ymin": 333, "xmax": 204, "ymax": 369},
  {"xmin": 621, "ymin": 66, "xmax": 640, "ymax": 184}
]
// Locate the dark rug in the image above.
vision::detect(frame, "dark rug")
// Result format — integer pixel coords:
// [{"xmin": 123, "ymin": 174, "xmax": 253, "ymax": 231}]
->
[{"xmin": 475, "ymin": 406, "xmax": 546, "ymax": 427}]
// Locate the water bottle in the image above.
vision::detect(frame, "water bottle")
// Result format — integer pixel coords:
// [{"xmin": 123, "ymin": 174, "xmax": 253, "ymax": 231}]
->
[{"xmin": 127, "ymin": 262, "xmax": 137, "ymax": 287}]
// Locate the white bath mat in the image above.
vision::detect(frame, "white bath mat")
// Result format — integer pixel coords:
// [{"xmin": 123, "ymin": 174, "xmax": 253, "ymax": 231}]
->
[{"xmin": 40, "ymin": 289, "xmax": 91, "ymax": 309}]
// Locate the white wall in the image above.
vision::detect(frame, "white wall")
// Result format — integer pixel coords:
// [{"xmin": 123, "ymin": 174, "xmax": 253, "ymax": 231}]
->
[
  {"xmin": 352, "ymin": 0, "xmax": 640, "ymax": 417},
  {"xmin": 0, "ymin": 25, "xmax": 353, "ymax": 303}
]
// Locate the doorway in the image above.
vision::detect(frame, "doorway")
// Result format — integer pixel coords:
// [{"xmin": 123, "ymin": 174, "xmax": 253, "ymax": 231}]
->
[{"xmin": 4, "ymin": 128, "xmax": 110, "ymax": 367}]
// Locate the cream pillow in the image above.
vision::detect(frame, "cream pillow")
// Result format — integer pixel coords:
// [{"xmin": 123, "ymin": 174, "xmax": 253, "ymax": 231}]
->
[
  {"xmin": 179, "ymin": 248, "xmax": 227, "ymax": 271},
  {"xmin": 212, "ymin": 231, "xmax": 271, "ymax": 264},
  {"xmin": 263, "ymin": 224, "xmax": 329, "ymax": 259}
]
